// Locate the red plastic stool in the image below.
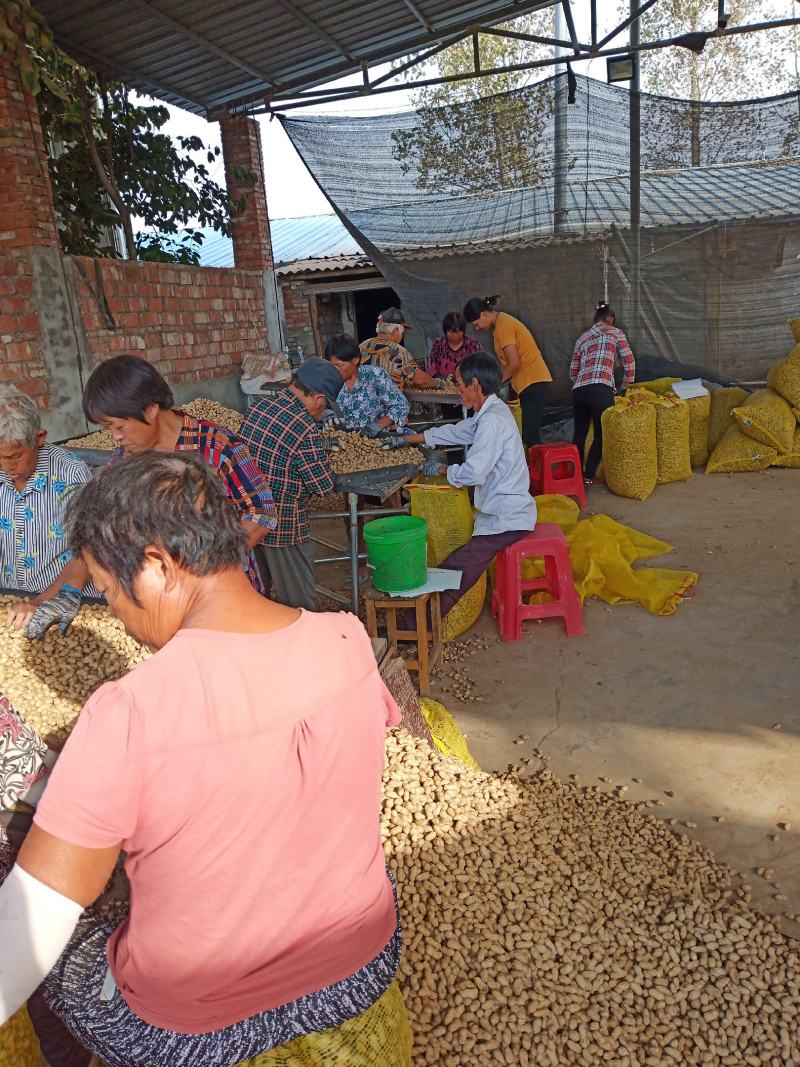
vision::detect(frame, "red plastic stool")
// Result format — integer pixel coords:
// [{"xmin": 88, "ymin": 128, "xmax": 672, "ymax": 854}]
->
[
  {"xmin": 491, "ymin": 524, "xmax": 584, "ymax": 642},
  {"xmin": 529, "ymin": 443, "xmax": 587, "ymax": 508}
]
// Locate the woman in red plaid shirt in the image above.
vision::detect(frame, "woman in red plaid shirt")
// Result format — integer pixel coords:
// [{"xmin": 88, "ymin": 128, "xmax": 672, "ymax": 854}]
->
[{"xmin": 569, "ymin": 302, "xmax": 636, "ymax": 483}]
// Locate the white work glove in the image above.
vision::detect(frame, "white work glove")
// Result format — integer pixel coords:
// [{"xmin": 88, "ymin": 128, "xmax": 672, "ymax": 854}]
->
[
  {"xmin": 321, "ymin": 438, "xmax": 342, "ymax": 454},
  {"xmin": 423, "ymin": 458, "xmax": 445, "ymax": 476}
]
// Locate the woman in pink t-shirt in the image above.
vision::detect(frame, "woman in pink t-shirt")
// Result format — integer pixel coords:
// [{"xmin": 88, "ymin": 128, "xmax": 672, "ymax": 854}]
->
[{"xmin": 0, "ymin": 453, "xmax": 409, "ymax": 1067}]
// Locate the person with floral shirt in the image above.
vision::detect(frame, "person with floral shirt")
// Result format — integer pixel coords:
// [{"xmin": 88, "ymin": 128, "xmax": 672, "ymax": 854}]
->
[
  {"xmin": 325, "ymin": 333, "xmax": 410, "ymax": 433},
  {"xmin": 1, "ymin": 391, "xmax": 96, "ymax": 638}
]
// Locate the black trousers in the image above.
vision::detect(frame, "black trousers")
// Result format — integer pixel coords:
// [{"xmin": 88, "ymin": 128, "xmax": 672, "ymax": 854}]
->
[
  {"xmin": 518, "ymin": 381, "xmax": 550, "ymax": 447},
  {"xmin": 572, "ymin": 383, "xmax": 614, "ymax": 477}
]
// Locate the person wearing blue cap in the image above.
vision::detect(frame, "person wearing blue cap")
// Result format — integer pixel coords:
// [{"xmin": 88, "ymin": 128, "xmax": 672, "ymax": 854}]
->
[{"xmin": 240, "ymin": 358, "xmax": 341, "ymax": 610}]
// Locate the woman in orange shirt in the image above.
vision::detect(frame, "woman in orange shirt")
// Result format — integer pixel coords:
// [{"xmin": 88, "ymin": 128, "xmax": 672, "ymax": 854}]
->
[{"xmin": 464, "ymin": 295, "xmax": 553, "ymax": 447}]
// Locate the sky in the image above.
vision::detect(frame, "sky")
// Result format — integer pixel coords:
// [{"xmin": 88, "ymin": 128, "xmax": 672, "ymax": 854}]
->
[{"xmin": 156, "ymin": 0, "xmax": 796, "ymax": 222}]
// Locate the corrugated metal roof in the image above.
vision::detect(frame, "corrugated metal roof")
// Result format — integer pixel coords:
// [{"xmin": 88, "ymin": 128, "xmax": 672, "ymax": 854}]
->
[
  {"xmin": 342, "ymin": 159, "xmax": 800, "ymax": 252},
  {"xmin": 278, "ymin": 253, "xmax": 374, "ymax": 275},
  {"xmin": 35, "ymin": 0, "xmax": 558, "ymax": 116},
  {"xmin": 195, "ymin": 213, "xmax": 363, "ymax": 268}
]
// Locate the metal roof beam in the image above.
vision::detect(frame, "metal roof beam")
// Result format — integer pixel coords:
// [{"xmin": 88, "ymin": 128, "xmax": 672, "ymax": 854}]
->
[
  {"xmin": 597, "ymin": 0, "xmax": 660, "ymax": 51},
  {"xmin": 479, "ymin": 24, "xmax": 588, "ymax": 52},
  {"xmin": 560, "ymin": 0, "xmax": 580, "ymax": 55},
  {"xmin": 127, "ymin": 0, "xmax": 278, "ymax": 87},
  {"xmin": 400, "ymin": 0, "xmax": 435, "ymax": 34},
  {"xmin": 271, "ymin": 0, "xmax": 356, "ymax": 62}
]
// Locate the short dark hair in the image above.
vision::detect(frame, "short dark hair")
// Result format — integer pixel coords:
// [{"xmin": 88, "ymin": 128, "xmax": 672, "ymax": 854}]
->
[
  {"xmin": 83, "ymin": 354, "xmax": 174, "ymax": 424},
  {"xmin": 457, "ymin": 350, "xmax": 502, "ymax": 396},
  {"xmin": 463, "ymin": 295, "xmax": 499, "ymax": 324},
  {"xmin": 442, "ymin": 311, "xmax": 466, "ymax": 334},
  {"xmin": 67, "ymin": 452, "xmax": 247, "ymax": 603},
  {"xmin": 323, "ymin": 333, "xmax": 360, "ymax": 363},
  {"xmin": 290, "ymin": 373, "xmax": 322, "ymax": 400}
]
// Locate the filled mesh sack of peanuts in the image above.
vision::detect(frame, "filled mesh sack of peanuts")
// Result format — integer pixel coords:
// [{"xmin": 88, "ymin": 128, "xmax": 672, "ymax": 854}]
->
[
  {"xmin": 233, "ymin": 982, "xmax": 412, "ymax": 1066},
  {"xmin": 767, "ymin": 344, "xmax": 800, "ymax": 410},
  {"xmin": 601, "ymin": 395, "xmax": 658, "ymax": 500},
  {"xmin": 407, "ymin": 482, "xmax": 486, "ymax": 641},
  {"xmin": 653, "ymin": 396, "xmax": 691, "ymax": 485},
  {"xmin": 682, "ymin": 392, "xmax": 711, "ymax": 468},
  {"xmin": 706, "ymin": 426, "xmax": 778, "ymax": 474},
  {"xmin": 772, "ymin": 426, "xmax": 800, "ymax": 469},
  {"xmin": 788, "ymin": 317, "xmax": 800, "ymax": 344},
  {"xmin": 732, "ymin": 388, "xmax": 795, "ymax": 455},
  {"xmin": 708, "ymin": 386, "xmax": 749, "ymax": 454}
]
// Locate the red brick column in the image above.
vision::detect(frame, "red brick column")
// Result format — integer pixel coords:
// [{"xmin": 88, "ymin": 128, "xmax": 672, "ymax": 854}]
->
[
  {"xmin": 0, "ymin": 50, "xmax": 59, "ymax": 249},
  {"xmin": 220, "ymin": 115, "xmax": 274, "ymax": 272}
]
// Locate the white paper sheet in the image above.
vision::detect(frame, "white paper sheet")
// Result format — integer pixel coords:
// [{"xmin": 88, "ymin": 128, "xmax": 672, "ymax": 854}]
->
[
  {"xmin": 670, "ymin": 378, "xmax": 709, "ymax": 400},
  {"xmin": 385, "ymin": 568, "xmax": 463, "ymax": 598}
]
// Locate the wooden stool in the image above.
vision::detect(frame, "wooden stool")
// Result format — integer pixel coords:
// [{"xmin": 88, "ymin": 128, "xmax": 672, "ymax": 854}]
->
[{"xmin": 364, "ymin": 583, "xmax": 443, "ymax": 696}]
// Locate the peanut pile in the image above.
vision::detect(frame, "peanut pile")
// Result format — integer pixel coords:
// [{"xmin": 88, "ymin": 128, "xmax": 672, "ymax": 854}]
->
[
  {"xmin": 64, "ymin": 397, "xmax": 244, "ymax": 450},
  {"xmin": 324, "ymin": 429, "xmax": 424, "ymax": 475},
  {"xmin": 382, "ymin": 732, "xmax": 800, "ymax": 1067},
  {"xmin": 0, "ymin": 597, "xmax": 149, "ymax": 739}
]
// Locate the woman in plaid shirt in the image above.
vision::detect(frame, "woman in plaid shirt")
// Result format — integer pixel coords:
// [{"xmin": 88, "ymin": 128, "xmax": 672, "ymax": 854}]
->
[{"xmin": 569, "ymin": 302, "xmax": 636, "ymax": 483}]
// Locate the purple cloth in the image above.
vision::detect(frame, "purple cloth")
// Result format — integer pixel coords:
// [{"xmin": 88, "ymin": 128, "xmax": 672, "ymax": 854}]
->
[{"xmin": 437, "ymin": 530, "xmax": 530, "ymax": 618}]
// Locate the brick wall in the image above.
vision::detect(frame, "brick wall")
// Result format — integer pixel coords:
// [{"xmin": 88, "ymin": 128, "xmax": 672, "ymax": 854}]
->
[
  {"xmin": 72, "ymin": 257, "xmax": 268, "ymax": 383},
  {"xmin": 0, "ymin": 250, "xmax": 49, "ymax": 402},
  {"xmin": 281, "ymin": 281, "xmax": 316, "ymax": 354},
  {"xmin": 0, "ymin": 51, "xmax": 274, "ymax": 427},
  {"xmin": 220, "ymin": 116, "xmax": 274, "ymax": 273}
]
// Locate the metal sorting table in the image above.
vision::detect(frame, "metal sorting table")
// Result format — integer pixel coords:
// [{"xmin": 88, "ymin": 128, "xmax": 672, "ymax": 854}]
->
[
  {"xmin": 404, "ymin": 389, "xmax": 468, "ymax": 422},
  {"xmin": 312, "ymin": 463, "xmax": 422, "ymax": 615}
]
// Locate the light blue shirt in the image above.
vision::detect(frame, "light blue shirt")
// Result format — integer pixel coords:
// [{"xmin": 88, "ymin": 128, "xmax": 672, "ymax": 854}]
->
[
  {"xmin": 0, "ymin": 445, "xmax": 91, "ymax": 593},
  {"xmin": 424, "ymin": 394, "xmax": 537, "ymax": 536}
]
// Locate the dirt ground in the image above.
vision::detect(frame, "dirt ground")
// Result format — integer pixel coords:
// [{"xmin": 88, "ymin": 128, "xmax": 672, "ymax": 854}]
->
[{"xmin": 413, "ymin": 469, "xmax": 800, "ymax": 928}]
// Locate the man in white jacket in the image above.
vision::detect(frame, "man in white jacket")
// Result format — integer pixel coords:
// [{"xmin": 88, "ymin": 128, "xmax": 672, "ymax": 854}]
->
[{"xmin": 399, "ymin": 350, "xmax": 536, "ymax": 618}]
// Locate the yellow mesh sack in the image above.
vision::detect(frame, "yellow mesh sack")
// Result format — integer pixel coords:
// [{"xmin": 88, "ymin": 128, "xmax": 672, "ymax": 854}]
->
[
  {"xmin": 407, "ymin": 482, "xmax": 486, "ymax": 640},
  {"xmin": 654, "ymin": 396, "xmax": 691, "ymax": 484},
  {"xmin": 706, "ymin": 426, "xmax": 778, "ymax": 474},
  {"xmin": 681, "ymin": 393, "xmax": 711, "ymax": 467},
  {"xmin": 234, "ymin": 981, "xmax": 412, "ymax": 1067},
  {"xmin": 634, "ymin": 376, "xmax": 681, "ymax": 396},
  {"xmin": 601, "ymin": 396, "xmax": 657, "ymax": 500},
  {"xmin": 773, "ymin": 427, "xmax": 800, "ymax": 469},
  {"xmin": 0, "ymin": 1008, "xmax": 40, "ymax": 1067},
  {"xmin": 419, "ymin": 698, "xmax": 480, "ymax": 768},
  {"xmin": 708, "ymin": 386, "xmax": 748, "ymax": 453},
  {"xmin": 506, "ymin": 399, "xmax": 523, "ymax": 438},
  {"xmin": 788, "ymin": 317, "xmax": 800, "ymax": 344},
  {"xmin": 732, "ymin": 388, "xmax": 795, "ymax": 455},
  {"xmin": 766, "ymin": 344, "xmax": 800, "ymax": 408}
]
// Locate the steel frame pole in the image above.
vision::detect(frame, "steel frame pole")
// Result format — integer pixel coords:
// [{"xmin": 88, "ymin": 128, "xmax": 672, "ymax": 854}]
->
[{"xmin": 629, "ymin": 0, "xmax": 642, "ymax": 350}]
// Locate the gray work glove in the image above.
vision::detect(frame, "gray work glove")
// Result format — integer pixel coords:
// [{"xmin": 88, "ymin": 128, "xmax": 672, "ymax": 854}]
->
[
  {"xmin": 321, "ymin": 411, "xmax": 344, "ymax": 430},
  {"xmin": 380, "ymin": 434, "xmax": 409, "ymax": 450},
  {"xmin": 423, "ymin": 457, "xmax": 445, "ymax": 476},
  {"xmin": 321, "ymin": 437, "xmax": 342, "ymax": 454},
  {"xmin": 362, "ymin": 421, "xmax": 385, "ymax": 439},
  {"xmin": 25, "ymin": 586, "xmax": 82, "ymax": 640}
]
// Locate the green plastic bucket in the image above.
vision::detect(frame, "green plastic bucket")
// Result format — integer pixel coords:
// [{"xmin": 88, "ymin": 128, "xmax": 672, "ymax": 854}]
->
[{"xmin": 363, "ymin": 515, "xmax": 429, "ymax": 593}]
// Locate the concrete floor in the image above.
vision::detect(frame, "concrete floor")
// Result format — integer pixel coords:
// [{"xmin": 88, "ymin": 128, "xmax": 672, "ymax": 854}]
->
[{"xmin": 426, "ymin": 468, "xmax": 800, "ymax": 925}]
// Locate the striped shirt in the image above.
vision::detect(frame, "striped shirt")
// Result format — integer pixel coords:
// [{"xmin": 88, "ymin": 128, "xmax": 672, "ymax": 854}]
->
[
  {"xmin": 0, "ymin": 445, "xmax": 91, "ymax": 593},
  {"xmin": 570, "ymin": 322, "xmax": 636, "ymax": 391},
  {"xmin": 240, "ymin": 391, "xmax": 336, "ymax": 548},
  {"xmin": 111, "ymin": 415, "xmax": 277, "ymax": 592},
  {"xmin": 337, "ymin": 365, "xmax": 410, "ymax": 430}
]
